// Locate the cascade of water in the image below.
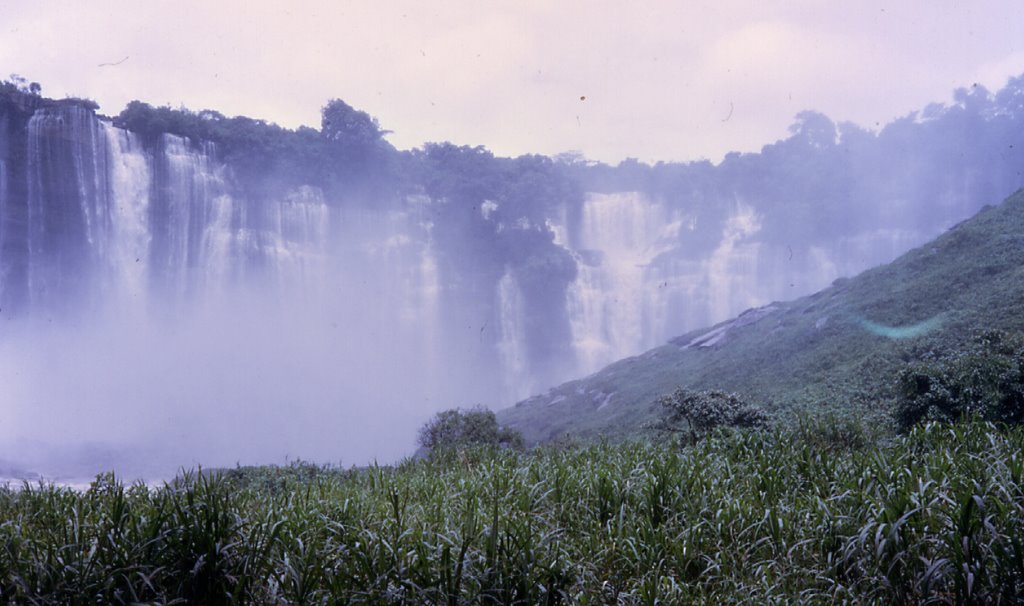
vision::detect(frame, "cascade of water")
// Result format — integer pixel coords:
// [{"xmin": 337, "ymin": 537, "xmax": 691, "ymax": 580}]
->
[
  {"xmin": 394, "ymin": 196, "xmax": 442, "ymax": 332},
  {"xmin": 101, "ymin": 122, "xmax": 151, "ymax": 311},
  {"xmin": 25, "ymin": 106, "xmax": 110, "ymax": 310},
  {"xmin": 199, "ymin": 194, "xmax": 237, "ymax": 292},
  {"xmin": 563, "ymin": 192, "xmax": 682, "ymax": 373},
  {"xmin": 154, "ymin": 134, "xmax": 234, "ymax": 300},
  {"xmin": 497, "ymin": 270, "xmax": 531, "ymax": 402},
  {"xmin": 417, "ymin": 229, "xmax": 441, "ymax": 347},
  {"xmin": 557, "ymin": 189, "xmax": 988, "ymax": 387},
  {"xmin": 322, "ymin": 199, "xmax": 444, "ymax": 384},
  {"xmin": 257, "ymin": 185, "xmax": 331, "ymax": 297},
  {"xmin": 705, "ymin": 204, "xmax": 763, "ymax": 325}
]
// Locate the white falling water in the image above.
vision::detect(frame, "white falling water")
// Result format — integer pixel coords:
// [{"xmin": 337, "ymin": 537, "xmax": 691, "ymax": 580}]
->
[
  {"xmin": 22, "ymin": 106, "xmax": 120, "ymax": 310},
  {"xmin": 556, "ymin": 191, "xmax": 971, "ymax": 382},
  {"xmin": 159, "ymin": 134, "xmax": 233, "ymax": 299},
  {"xmin": 61, "ymin": 106, "xmax": 107, "ymax": 251},
  {"xmin": 564, "ymin": 192, "xmax": 684, "ymax": 373},
  {"xmin": 269, "ymin": 186, "xmax": 330, "ymax": 292},
  {"xmin": 497, "ymin": 269, "xmax": 531, "ymax": 402},
  {"xmin": 0, "ymin": 157, "xmax": 7, "ymax": 297},
  {"xmin": 404, "ymin": 195, "xmax": 441, "ymax": 334},
  {"xmin": 102, "ymin": 122, "xmax": 151, "ymax": 310},
  {"xmin": 706, "ymin": 204, "xmax": 763, "ymax": 324},
  {"xmin": 198, "ymin": 194, "xmax": 236, "ymax": 292}
]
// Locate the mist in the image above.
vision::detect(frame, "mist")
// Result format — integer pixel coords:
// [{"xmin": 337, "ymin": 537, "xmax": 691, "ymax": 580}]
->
[
  {"xmin": 0, "ymin": 225, "xmax": 486, "ymax": 479},
  {"xmin": 3, "ymin": 74, "xmax": 1024, "ymax": 481}
]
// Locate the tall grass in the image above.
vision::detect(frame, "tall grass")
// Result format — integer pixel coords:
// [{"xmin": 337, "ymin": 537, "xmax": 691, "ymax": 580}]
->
[{"xmin": 1, "ymin": 421, "xmax": 1023, "ymax": 604}]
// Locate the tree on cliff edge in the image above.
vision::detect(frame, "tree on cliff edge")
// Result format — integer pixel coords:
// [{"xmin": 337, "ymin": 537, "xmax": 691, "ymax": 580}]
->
[{"xmin": 320, "ymin": 98, "xmax": 394, "ymax": 191}]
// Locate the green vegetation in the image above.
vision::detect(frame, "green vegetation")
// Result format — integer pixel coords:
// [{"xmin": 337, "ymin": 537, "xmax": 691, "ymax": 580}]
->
[
  {"xmin": 655, "ymin": 388, "xmax": 768, "ymax": 445},
  {"xmin": 500, "ymin": 189, "xmax": 1024, "ymax": 444},
  {"xmin": 2, "ymin": 421, "xmax": 1023, "ymax": 603},
  {"xmin": 895, "ymin": 331, "xmax": 1024, "ymax": 432},
  {"xmin": 1, "ymin": 74, "xmax": 41, "ymax": 96},
  {"xmin": 113, "ymin": 101, "xmax": 342, "ymax": 193},
  {"xmin": 418, "ymin": 407, "xmax": 525, "ymax": 452}
]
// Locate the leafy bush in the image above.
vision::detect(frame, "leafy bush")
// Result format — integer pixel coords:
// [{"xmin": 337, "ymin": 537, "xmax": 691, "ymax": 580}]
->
[
  {"xmin": 656, "ymin": 387, "xmax": 768, "ymax": 444},
  {"xmin": 417, "ymin": 406, "xmax": 525, "ymax": 452},
  {"xmin": 895, "ymin": 331, "xmax": 1024, "ymax": 432}
]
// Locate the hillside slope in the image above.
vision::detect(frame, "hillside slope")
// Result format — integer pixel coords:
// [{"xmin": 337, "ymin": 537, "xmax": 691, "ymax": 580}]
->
[{"xmin": 499, "ymin": 189, "xmax": 1024, "ymax": 444}]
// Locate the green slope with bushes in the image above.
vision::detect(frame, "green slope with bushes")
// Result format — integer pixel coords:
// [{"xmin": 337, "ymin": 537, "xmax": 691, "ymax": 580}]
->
[{"xmin": 499, "ymin": 189, "xmax": 1024, "ymax": 444}]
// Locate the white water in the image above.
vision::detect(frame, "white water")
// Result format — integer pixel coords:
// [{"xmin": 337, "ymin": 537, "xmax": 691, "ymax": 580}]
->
[
  {"xmin": 268, "ymin": 186, "xmax": 331, "ymax": 293},
  {"xmin": 1, "ymin": 114, "xmax": 462, "ymax": 477},
  {"xmin": 0, "ymin": 157, "xmax": 7, "ymax": 302},
  {"xmin": 497, "ymin": 270, "xmax": 531, "ymax": 402},
  {"xmin": 557, "ymin": 191, "xmax": 962, "ymax": 379},
  {"xmin": 159, "ymin": 134, "xmax": 234, "ymax": 299},
  {"xmin": 25, "ymin": 106, "xmax": 106, "ymax": 307},
  {"xmin": 564, "ymin": 192, "xmax": 684, "ymax": 372},
  {"xmin": 102, "ymin": 123, "xmax": 151, "ymax": 312}
]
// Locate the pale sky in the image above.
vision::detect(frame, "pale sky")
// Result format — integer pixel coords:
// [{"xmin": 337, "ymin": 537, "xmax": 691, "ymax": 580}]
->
[{"xmin": 2, "ymin": 1, "xmax": 1023, "ymax": 163}]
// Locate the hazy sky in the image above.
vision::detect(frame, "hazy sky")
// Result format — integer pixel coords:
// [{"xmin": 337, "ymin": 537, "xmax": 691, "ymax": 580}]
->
[{"xmin": 3, "ymin": 1, "xmax": 1023, "ymax": 163}]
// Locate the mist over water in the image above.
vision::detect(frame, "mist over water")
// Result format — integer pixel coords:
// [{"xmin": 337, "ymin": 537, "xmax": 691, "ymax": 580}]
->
[
  {"xmin": 0, "ymin": 110, "xmax": 480, "ymax": 478},
  {"xmin": 0, "ymin": 291, "xmax": 451, "ymax": 478},
  {"xmin": 2, "ymin": 76, "xmax": 1024, "ymax": 479},
  {"xmin": 0, "ymin": 246, "xmax": 439, "ymax": 480}
]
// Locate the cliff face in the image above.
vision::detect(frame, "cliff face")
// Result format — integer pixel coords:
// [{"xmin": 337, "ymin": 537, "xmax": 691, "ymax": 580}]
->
[
  {"xmin": 2, "ymin": 81, "xmax": 1024, "ymax": 473},
  {"xmin": 0, "ymin": 98, "xmax": 558, "ymax": 406},
  {"xmin": 1, "ymin": 81, "xmax": 1023, "ymax": 409}
]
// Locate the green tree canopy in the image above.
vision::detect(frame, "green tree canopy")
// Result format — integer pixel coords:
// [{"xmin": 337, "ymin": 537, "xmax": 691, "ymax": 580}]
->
[
  {"xmin": 417, "ymin": 407, "xmax": 524, "ymax": 452},
  {"xmin": 895, "ymin": 331, "xmax": 1024, "ymax": 432},
  {"xmin": 656, "ymin": 387, "xmax": 768, "ymax": 445}
]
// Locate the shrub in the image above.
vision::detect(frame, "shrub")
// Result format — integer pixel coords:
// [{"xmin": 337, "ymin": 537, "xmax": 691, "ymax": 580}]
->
[
  {"xmin": 656, "ymin": 387, "xmax": 768, "ymax": 445},
  {"xmin": 895, "ymin": 330, "xmax": 1024, "ymax": 432},
  {"xmin": 417, "ymin": 406, "xmax": 525, "ymax": 452}
]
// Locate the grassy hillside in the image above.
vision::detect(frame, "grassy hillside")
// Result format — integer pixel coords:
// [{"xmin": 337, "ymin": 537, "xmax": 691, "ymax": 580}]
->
[{"xmin": 499, "ymin": 189, "xmax": 1024, "ymax": 444}]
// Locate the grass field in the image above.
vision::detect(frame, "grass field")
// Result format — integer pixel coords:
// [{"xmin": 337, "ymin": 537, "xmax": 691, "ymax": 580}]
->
[{"xmin": 2, "ymin": 419, "xmax": 1022, "ymax": 604}]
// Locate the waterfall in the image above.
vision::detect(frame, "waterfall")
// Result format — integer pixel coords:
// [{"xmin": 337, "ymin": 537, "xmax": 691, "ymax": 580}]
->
[
  {"xmin": 25, "ymin": 105, "xmax": 111, "ymax": 310},
  {"xmin": 0, "ymin": 156, "xmax": 7, "ymax": 304},
  {"xmin": 4, "ymin": 101, "xmax": 1003, "ymax": 413},
  {"xmin": 706, "ymin": 204, "xmax": 763, "ymax": 324},
  {"xmin": 399, "ymin": 195, "xmax": 442, "ymax": 345},
  {"xmin": 3, "ymin": 94, "xmax": 1021, "ymax": 475},
  {"xmin": 152, "ymin": 133, "xmax": 234, "ymax": 300},
  {"xmin": 563, "ymin": 192, "xmax": 683, "ymax": 372},
  {"xmin": 497, "ymin": 270, "xmax": 531, "ymax": 402},
  {"xmin": 102, "ymin": 122, "xmax": 151, "ymax": 311},
  {"xmin": 267, "ymin": 186, "xmax": 330, "ymax": 292},
  {"xmin": 557, "ymin": 193, "xmax": 944, "ymax": 380}
]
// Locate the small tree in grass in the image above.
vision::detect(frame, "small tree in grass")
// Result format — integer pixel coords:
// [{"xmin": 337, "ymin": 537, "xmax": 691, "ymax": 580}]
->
[
  {"xmin": 417, "ymin": 406, "xmax": 525, "ymax": 452},
  {"xmin": 656, "ymin": 387, "xmax": 768, "ymax": 445}
]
